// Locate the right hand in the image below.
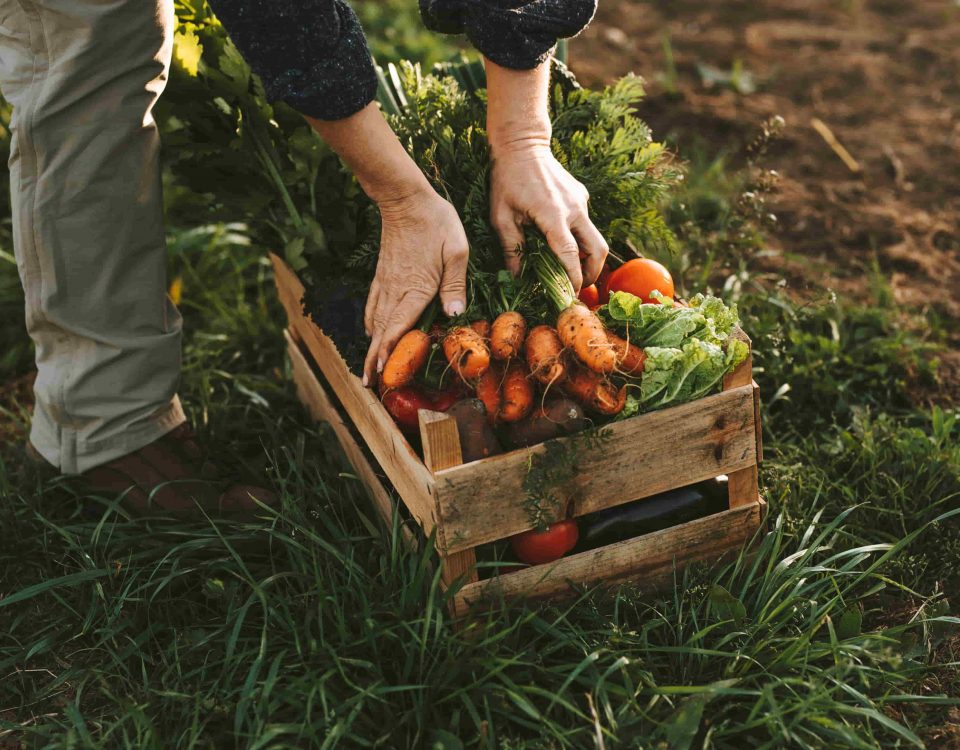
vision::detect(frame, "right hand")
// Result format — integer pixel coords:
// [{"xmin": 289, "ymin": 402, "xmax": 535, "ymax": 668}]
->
[{"xmin": 363, "ymin": 185, "xmax": 469, "ymax": 386}]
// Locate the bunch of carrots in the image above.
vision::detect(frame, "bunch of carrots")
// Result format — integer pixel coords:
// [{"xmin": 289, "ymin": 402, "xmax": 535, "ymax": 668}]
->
[{"xmin": 379, "ymin": 250, "xmax": 654, "ymax": 433}]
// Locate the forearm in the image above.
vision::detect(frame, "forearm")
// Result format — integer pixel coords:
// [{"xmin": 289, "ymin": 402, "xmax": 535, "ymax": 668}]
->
[
  {"xmin": 305, "ymin": 103, "xmax": 430, "ymax": 206},
  {"xmin": 485, "ymin": 57, "xmax": 552, "ymax": 156}
]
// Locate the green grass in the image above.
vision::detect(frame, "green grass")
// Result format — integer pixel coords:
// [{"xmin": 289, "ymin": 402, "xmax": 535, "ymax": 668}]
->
[
  {"xmin": 2, "ymin": 2, "xmax": 960, "ymax": 746},
  {"xmin": 1, "ymin": 223, "xmax": 958, "ymax": 748}
]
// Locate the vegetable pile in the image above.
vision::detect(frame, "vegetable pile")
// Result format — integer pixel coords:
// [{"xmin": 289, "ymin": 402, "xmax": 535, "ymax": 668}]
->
[{"xmin": 345, "ymin": 62, "xmax": 749, "ymax": 453}]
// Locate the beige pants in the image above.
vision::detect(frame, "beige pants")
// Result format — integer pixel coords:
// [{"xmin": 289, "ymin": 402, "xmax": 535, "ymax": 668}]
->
[{"xmin": 0, "ymin": 0, "xmax": 185, "ymax": 474}]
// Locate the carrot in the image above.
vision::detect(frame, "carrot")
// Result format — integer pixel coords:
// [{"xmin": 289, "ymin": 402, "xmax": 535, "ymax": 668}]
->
[
  {"xmin": 470, "ymin": 319, "xmax": 491, "ymax": 340},
  {"xmin": 443, "ymin": 326, "xmax": 491, "ymax": 381},
  {"xmin": 607, "ymin": 332, "xmax": 646, "ymax": 376},
  {"xmin": 490, "ymin": 311, "xmax": 527, "ymax": 360},
  {"xmin": 525, "ymin": 325, "xmax": 566, "ymax": 386},
  {"xmin": 561, "ymin": 364, "xmax": 627, "ymax": 415},
  {"xmin": 499, "ymin": 360, "xmax": 534, "ymax": 423},
  {"xmin": 475, "ymin": 362, "xmax": 503, "ymax": 424},
  {"xmin": 556, "ymin": 303, "xmax": 617, "ymax": 374},
  {"xmin": 381, "ymin": 329, "xmax": 431, "ymax": 389}
]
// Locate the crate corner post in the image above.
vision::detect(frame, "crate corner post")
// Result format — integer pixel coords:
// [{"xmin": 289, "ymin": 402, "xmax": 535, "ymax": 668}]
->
[
  {"xmin": 417, "ymin": 410, "xmax": 479, "ymax": 609},
  {"xmin": 722, "ymin": 327, "xmax": 761, "ymax": 510}
]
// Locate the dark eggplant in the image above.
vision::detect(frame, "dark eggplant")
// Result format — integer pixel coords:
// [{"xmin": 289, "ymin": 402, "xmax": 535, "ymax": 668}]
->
[{"xmin": 573, "ymin": 477, "xmax": 729, "ymax": 553}]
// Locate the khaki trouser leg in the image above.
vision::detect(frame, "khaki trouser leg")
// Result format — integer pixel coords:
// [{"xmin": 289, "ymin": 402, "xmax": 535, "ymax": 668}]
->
[{"xmin": 0, "ymin": 0, "xmax": 184, "ymax": 474}]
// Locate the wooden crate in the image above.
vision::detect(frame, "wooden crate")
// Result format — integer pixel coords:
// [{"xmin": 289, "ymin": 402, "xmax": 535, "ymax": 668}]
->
[{"xmin": 272, "ymin": 254, "xmax": 765, "ymax": 617}]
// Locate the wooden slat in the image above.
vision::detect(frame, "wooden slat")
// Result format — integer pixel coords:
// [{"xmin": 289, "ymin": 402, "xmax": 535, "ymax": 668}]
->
[
  {"xmin": 435, "ymin": 384, "xmax": 758, "ymax": 553},
  {"xmin": 454, "ymin": 499, "xmax": 766, "ymax": 611},
  {"xmin": 721, "ymin": 327, "xmax": 760, "ymax": 509},
  {"xmin": 271, "ymin": 254, "xmax": 439, "ymax": 534},
  {"xmin": 285, "ymin": 330, "xmax": 416, "ymax": 548},
  {"xmin": 418, "ymin": 410, "xmax": 478, "ymax": 590}
]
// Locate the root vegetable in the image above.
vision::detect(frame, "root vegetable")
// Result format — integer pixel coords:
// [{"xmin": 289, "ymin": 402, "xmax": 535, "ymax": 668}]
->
[
  {"xmin": 381, "ymin": 329, "xmax": 431, "ymax": 389},
  {"xmin": 470, "ymin": 319, "xmax": 491, "ymax": 339},
  {"xmin": 499, "ymin": 360, "xmax": 534, "ymax": 423},
  {"xmin": 445, "ymin": 398, "xmax": 502, "ymax": 462},
  {"xmin": 556, "ymin": 303, "xmax": 617, "ymax": 374},
  {"xmin": 443, "ymin": 326, "xmax": 491, "ymax": 381},
  {"xmin": 562, "ymin": 364, "xmax": 627, "ymax": 415},
  {"xmin": 475, "ymin": 363, "xmax": 503, "ymax": 425},
  {"xmin": 502, "ymin": 398, "xmax": 588, "ymax": 449},
  {"xmin": 607, "ymin": 332, "xmax": 646, "ymax": 376},
  {"xmin": 525, "ymin": 325, "xmax": 566, "ymax": 386},
  {"xmin": 490, "ymin": 311, "xmax": 527, "ymax": 360}
]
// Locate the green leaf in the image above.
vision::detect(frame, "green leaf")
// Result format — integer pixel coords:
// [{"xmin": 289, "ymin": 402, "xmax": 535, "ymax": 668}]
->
[
  {"xmin": 173, "ymin": 28, "xmax": 203, "ymax": 77},
  {"xmin": 428, "ymin": 729, "xmax": 464, "ymax": 750},
  {"xmin": 708, "ymin": 584, "xmax": 747, "ymax": 625},
  {"xmin": 837, "ymin": 607, "xmax": 862, "ymax": 640}
]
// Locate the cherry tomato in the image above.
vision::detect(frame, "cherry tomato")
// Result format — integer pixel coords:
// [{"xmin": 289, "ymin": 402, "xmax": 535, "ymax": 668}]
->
[
  {"xmin": 510, "ymin": 520, "xmax": 580, "ymax": 565},
  {"xmin": 578, "ymin": 284, "xmax": 600, "ymax": 307},
  {"xmin": 606, "ymin": 258, "xmax": 675, "ymax": 304}
]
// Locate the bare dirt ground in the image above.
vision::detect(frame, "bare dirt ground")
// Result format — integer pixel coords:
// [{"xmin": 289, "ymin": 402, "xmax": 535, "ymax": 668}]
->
[{"xmin": 572, "ymin": 0, "xmax": 960, "ymax": 396}]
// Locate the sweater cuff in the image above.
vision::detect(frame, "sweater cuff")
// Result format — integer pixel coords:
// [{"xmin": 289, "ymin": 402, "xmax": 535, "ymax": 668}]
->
[
  {"xmin": 267, "ymin": 3, "xmax": 379, "ymax": 120},
  {"xmin": 422, "ymin": 0, "xmax": 597, "ymax": 70}
]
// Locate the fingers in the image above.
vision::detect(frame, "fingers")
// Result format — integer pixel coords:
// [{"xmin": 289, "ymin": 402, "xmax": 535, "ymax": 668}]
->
[
  {"xmin": 438, "ymin": 236, "xmax": 469, "ymax": 317},
  {"xmin": 572, "ymin": 215, "xmax": 609, "ymax": 287},
  {"xmin": 364, "ymin": 287, "xmax": 435, "ymax": 386},
  {"xmin": 375, "ymin": 289, "xmax": 434, "ymax": 368},
  {"xmin": 364, "ymin": 279, "xmax": 381, "ymax": 337},
  {"xmin": 542, "ymin": 220, "xmax": 584, "ymax": 293},
  {"xmin": 492, "ymin": 208, "xmax": 525, "ymax": 276}
]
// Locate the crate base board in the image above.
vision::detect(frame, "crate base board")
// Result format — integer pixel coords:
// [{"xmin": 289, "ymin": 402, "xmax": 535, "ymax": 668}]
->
[
  {"xmin": 451, "ymin": 498, "xmax": 766, "ymax": 617},
  {"xmin": 286, "ymin": 327, "xmax": 766, "ymax": 620}
]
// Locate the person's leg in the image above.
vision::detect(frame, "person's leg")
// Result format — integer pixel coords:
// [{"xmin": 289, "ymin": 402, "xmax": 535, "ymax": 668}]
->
[{"xmin": 0, "ymin": 0, "xmax": 185, "ymax": 474}]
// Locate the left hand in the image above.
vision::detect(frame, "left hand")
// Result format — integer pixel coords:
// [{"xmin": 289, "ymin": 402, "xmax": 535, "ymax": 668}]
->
[{"xmin": 489, "ymin": 141, "xmax": 608, "ymax": 294}]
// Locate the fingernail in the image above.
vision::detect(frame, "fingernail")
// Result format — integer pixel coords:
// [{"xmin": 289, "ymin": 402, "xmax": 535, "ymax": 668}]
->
[
  {"xmin": 444, "ymin": 301, "xmax": 465, "ymax": 317},
  {"xmin": 376, "ymin": 358, "xmax": 384, "ymax": 373},
  {"xmin": 362, "ymin": 373, "xmax": 369, "ymax": 387}
]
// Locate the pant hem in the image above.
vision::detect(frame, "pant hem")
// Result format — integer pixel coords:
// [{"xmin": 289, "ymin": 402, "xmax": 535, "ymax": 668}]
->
[{"xmin": 30, "ymin": 395, "xmax": 187, "ymax": 475}]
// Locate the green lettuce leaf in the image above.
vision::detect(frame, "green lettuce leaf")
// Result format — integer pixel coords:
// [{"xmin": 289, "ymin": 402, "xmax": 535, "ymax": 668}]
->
[
  {"xmin": 603, "ymin": 290, "xmax": 741, "ymax": 348},
  {"xmin": 640, "ymin": 337, "xmax": 749, "ymax": 410}
]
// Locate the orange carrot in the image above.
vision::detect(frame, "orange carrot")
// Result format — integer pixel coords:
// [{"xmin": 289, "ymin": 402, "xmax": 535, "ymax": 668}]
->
[
  {"xmin": 475, "ymin": 362, "xmax": 503, "ymax": 424},
  {"xmin": 561, "ymin": 364, "xmax": 627, "ymax": 415},
  {"xmin": 490, "ymin": 311, "xmax": 527, "ymax": 360},
  {"xmin": 556, "ymin": 303, "xmax": 617, "ymax": 374},
  {"xmin": 607, "ymin": 332, "xmax": 646, "ymax": 376},
  {"xmin": 381, "ymin": 329, "xmax": 431, "ymax": 389},
  {"xmin": 443, "ymin": 326, "xmax": 491, "ymax": 381},
  {"xmin": 525, "ymin": 325, "xmax": 566, "ymax": 386},
  {"xmin": 470, "ymin": 319, "xmax": 491, "ymax": 340},
  {"xmin": 499, "ymin": 360, "xmax": 534, "ymax": 423}
]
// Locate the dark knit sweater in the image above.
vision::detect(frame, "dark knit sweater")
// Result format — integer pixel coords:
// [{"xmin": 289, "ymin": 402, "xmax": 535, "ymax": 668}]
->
[{"xmin": 207, "ymin": 0, "xmax": 597, "ymax": 120}]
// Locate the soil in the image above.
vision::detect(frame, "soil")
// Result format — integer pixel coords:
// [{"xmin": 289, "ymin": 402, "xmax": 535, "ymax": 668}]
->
[{"xmin": 572, "ymin": 0, "xmax": 960, "ymax": 396}]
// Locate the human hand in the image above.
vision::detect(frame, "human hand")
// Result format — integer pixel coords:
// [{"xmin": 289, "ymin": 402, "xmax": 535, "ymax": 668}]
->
[
  {"xmin": 362, "ymin": 185, "xmax": 469, "ymax": 385},
  {"xmin": 489, "ymin": 140, "xmax": 608, "ymax": 292}
]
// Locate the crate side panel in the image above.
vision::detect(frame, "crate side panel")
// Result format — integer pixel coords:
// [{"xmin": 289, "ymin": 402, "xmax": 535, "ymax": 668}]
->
[
  {"xmin": 271, "ymin": 255, "xmax": 438, "ymax": 532},
  {"xmin": 437, "ymin": 384, "xmax": 757, "ymax": 554},
  {"xmin": 455, "ymin": 499, "xmax": 765, "ymax": 612}
]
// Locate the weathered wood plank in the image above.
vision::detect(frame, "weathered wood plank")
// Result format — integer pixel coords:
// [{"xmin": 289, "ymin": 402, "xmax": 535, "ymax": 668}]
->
[
  {"xmin": 285, "ymin": 330, "xmax": 417, "ymax": 548},
  {"xmin": 271, "ymin": 254, "xmax": 438, "ymax": 534},
  {"xmin": 418, "ymin": 410, "xmax": 479, "ymax": 590},
  {"xmin": 721, "ymin": 327, "xmax": 760, "ymax": 509},
  {"xmin": 454, "ymin": 499, "xmax": 765, "ymax": 611},
  {"xmin": 435, "ymin": 384, "xmax": 758, "ymax": 553}
]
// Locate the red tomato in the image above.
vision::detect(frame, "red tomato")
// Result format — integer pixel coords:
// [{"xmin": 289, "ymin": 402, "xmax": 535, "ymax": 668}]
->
[
  {"xmin": 578, "ymin": 284, "xmax": 600, "ymax": 307},
  {"xmin": 510, "ymin": 520, "xmax": 579, "ymax": 565},
  {"xmin": 381, "ymin": 387, "xmax": 433, "ymax": 433},
  {"xmin": 606, "ymin": 258, "xmax": 675, "ymax": 304}
]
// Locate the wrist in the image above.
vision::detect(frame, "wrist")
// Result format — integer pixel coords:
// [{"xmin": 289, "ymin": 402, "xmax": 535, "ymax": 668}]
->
[{"xmin": 358, "ymin": 158, "xmax": 432, "ymax": 207}]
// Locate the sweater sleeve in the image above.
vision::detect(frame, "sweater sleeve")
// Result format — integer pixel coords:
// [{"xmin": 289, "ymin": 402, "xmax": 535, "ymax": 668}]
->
[
  {"xmin": 206, "ymin": 0, "xmax": 379, "ymax": 120},
  {"xmin": 419, "ymin": 0, "xmax": 597, "ymax": 69}
]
